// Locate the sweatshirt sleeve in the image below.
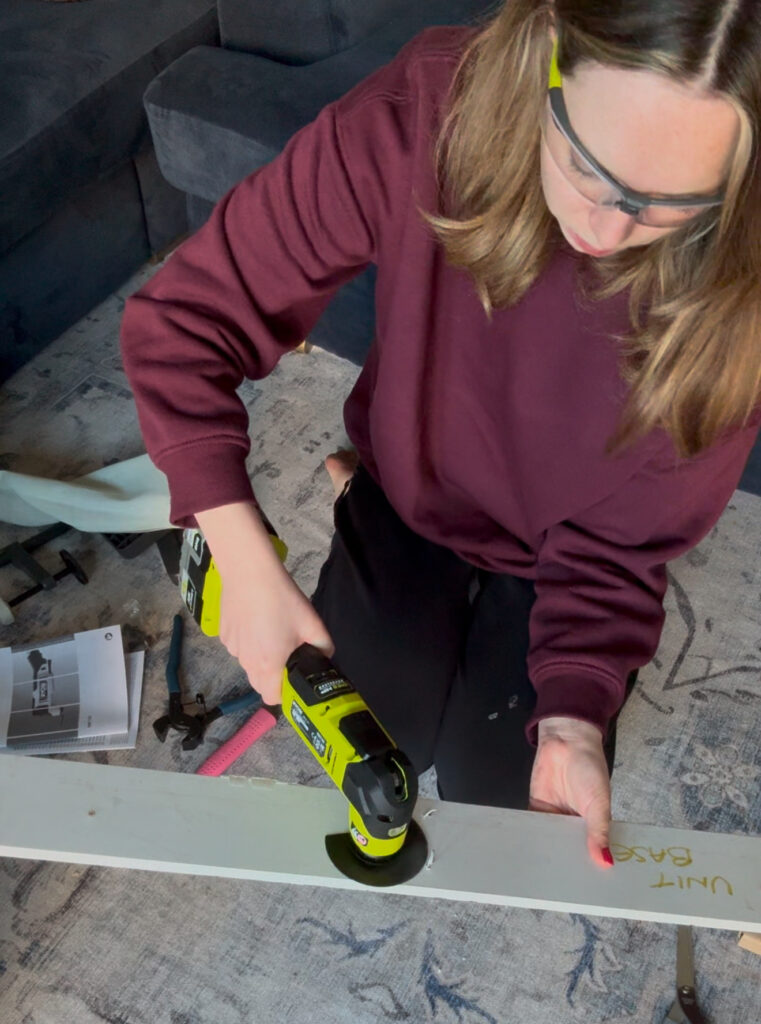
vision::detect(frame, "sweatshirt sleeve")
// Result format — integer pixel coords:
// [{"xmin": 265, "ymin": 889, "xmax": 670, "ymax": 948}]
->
[
  {"xmin": 524, "ymin": 414, "xmax": 761, "ymax": 745},
  {"xmin": 120, "ymin": 46, "xmax": 415, "ymax": 525}
]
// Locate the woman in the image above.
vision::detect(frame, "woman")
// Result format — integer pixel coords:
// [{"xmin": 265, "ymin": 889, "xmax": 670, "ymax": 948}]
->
[{"xmin": 121, "ymin": 1, "xmax": 761, "ymax": 868}]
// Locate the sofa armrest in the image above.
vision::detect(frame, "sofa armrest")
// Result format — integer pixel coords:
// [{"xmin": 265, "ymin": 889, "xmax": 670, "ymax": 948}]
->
[
  {"xmin": 145, "ymin": 45, "xmax": 353, "ymax": 201},
  {"xmin": 147, "ymin": 0, "xmax": 491, "ymax": 202},
  {"xmin": 217, "ymin": 0, "xmax": 412, "ymax": 63}
]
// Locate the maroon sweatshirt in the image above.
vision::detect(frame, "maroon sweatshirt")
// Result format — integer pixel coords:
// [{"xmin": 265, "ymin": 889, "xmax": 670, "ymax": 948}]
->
[{"xmin": 121, "ymin": 27, "xmax": 760, "ymax": 743}]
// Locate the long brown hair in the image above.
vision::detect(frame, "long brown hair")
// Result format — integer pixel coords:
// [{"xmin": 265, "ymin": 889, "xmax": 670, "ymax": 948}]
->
[{"xmin": 420, "ymin": 0, "xmax": 761, "ymax": 456}]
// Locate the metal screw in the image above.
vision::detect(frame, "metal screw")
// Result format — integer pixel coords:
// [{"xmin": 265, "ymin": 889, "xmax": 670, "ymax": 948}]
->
[{"xmin": 9, "ymin": 549, "xmax": 89, "ymax": 607}]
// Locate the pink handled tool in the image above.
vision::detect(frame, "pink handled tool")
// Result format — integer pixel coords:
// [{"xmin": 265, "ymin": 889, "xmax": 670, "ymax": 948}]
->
[{"xmin": 196, "ymin": 706, "xmax": 279, "ymax": 776}]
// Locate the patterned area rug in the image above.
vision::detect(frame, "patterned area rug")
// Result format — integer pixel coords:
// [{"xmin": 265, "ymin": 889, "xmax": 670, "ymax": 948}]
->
[{"xmin": 0, "ymin": 262, "xmax": 760, "ymax": 1024}]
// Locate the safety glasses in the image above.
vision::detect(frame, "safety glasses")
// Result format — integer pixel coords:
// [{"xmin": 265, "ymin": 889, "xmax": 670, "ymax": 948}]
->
[{"xmin": 545, "ymin": 40, "xmax": 725, "ymax": 228}]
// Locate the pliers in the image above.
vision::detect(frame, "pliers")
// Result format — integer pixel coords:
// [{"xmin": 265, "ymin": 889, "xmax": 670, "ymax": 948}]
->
[
  {"xmin": 665, "ymin": 926, "xmax": 707, "ymax": 1024},
  {"xmin": 153, "ymin": 614, "xmax": 259, "ymax": 751}
]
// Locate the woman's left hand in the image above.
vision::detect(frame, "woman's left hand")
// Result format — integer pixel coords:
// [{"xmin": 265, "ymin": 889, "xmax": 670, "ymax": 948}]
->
[{"xmin": 529, "ymin": 716, "xmax": 614, "ymax": 869}]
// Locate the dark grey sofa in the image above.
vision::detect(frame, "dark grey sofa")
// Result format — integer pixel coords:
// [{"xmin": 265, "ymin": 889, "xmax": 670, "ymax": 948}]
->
[
  {"xmin": 0, "ymin": 0, "xmax": 219, "ymax": 382},
  {"xmin": 143, "ymin": 0, "xmax": 761, "ymax": 494},
  {"xmin": 144, "ymin": 0, "xmax": 494, "ymax": 366}
]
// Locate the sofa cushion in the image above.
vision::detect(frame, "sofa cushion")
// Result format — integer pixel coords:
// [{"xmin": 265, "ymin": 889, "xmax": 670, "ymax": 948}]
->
[
  {"xmin": 145, "ymin": 45, "xmax": 345, "ymax": 202},
  {"xmin": 144, "ymin": 0, "xmax": 491, "ymax": 202},
  {"xmin": 218, "ymin": 0, "xmax": 414, "ymax": 64},
  {"xmin": 0, "ymin": 0, "xmax": 218, "ymax": 253}
]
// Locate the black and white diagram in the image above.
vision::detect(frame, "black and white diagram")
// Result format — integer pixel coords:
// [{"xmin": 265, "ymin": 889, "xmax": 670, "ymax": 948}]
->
[
  {"xmin": 0, "ymin": 626, "xmax": 142, "ymax": 754},
  {"xmin": 7, "ymin": 637, "xmax": 80, "ymax": 744}
]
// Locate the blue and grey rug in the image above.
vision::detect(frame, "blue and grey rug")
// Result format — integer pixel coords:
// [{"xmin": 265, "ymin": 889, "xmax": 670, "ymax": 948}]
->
[{"xmin": 0, "ymin": 262, "xmax": 759, "ymax": 1023}]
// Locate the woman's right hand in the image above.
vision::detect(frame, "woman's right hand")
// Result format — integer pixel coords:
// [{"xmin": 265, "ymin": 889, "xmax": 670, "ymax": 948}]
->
[{"xmin": 195, "ymin": 501, "xmax": 334, "ymax": 705}]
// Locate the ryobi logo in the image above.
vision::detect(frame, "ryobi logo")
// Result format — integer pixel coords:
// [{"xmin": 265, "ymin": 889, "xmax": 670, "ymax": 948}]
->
[{"xmin": 350, "ymin": 826, "xmax": 369, "ymax": 847}]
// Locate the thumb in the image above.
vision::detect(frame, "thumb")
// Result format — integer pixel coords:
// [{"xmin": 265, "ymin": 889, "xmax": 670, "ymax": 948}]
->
[
  {"xmin": 251, "ymin": 666, "xmax": 286, "ymax": 708},
  {"xmin": 584, "ymin": 793, "xmax": 613, "ymax": 869},
  {"xmin": 305, "ymin": 631, "xmax": 335, "ymax": 661},
  {"xmin": 302, "ymin": 617, "xmax": 336, "ymax": 661}
]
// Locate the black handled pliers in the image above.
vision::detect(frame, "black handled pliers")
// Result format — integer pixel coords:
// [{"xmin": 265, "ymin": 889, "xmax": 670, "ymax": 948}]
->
[
  {"xmin": 153, "ymin": 614, "xmax": 205, "ymax": 749},
  {"xmin": 153, "ymin": 614, "xmax": 259, "ymax": 751}
]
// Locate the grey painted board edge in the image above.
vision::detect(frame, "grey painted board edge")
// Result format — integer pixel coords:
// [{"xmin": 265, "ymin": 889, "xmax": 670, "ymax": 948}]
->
[{"xmin": 1, "ymin": 755, "xmax": 759, "ymax": 931}]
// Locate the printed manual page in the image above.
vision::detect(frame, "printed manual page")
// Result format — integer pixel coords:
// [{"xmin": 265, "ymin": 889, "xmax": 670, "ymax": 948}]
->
[{"xmin": 0, "ymin": 626, "xmax": 139, "ymax": 752}]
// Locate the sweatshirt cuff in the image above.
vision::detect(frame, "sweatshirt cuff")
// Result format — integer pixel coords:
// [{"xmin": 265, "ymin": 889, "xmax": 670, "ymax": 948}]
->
[
  {"xmin": 157, "ymin": 441, "xmax": 255, "ymax": 527},
  {"xmin": 524, "ymin": 668, "xmax": 623, "ymax": 747}
]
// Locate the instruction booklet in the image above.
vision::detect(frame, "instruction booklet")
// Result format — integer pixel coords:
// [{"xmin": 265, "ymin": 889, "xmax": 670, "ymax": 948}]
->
[{"xmin": 0, "ymin": 625, "xmax": 143, "ymax": 754}]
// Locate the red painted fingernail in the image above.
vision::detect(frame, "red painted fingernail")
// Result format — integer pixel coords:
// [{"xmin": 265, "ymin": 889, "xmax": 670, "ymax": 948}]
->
[{"xmin": 602, "ymin": 847, "xmax": 614, "ymax": 867}]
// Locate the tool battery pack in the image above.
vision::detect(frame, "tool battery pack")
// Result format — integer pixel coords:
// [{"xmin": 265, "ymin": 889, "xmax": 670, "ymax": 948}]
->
[{"xmin": 178, "ymin": 525, "xmax": 287, "ymax": 636}]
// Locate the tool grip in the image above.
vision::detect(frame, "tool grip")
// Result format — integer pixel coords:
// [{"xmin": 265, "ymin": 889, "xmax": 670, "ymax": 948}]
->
[
  {"xmin": 218, "ymin": 691, "xmax": 260, "ymax": 717},
  {"xmin": 165, "ymin": 614, "xmax": 183, "ymax": 695},
  {"xmin": 195, "ymin": 707, "xmax": 278, "ymax": 776}
]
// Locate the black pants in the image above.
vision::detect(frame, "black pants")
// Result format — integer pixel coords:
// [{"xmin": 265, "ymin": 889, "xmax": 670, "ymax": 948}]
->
[{"xmin": 311, "ymin": 464, "xmax": 634, "ymax": 810}]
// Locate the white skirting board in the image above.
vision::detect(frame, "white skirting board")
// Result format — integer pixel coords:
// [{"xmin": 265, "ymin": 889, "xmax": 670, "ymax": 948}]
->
[{"xmin": 1, "ymin": 755, "xmax": 759, "ymax": 931}]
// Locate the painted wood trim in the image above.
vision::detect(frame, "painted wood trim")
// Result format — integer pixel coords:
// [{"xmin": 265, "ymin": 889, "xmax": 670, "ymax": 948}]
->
[{"xmin": 1, "ymin": 755, "xmax": 759, "ymax": 930}]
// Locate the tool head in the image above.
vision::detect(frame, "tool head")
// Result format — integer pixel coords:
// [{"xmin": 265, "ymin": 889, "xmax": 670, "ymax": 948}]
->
[
  {"xmin": 325, "ymin": 819, "xmax": 428, "ymax": 887},
  {"xmin": 152, "ymin": 715, "xmax": 171, "ymax": 743},
  {"xmin": 152, "ymin": 700, "xmax": 205, "ymax": 749}
]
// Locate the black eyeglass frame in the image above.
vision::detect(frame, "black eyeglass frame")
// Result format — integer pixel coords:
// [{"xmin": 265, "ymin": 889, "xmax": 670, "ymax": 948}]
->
[{"xmin": 547, "ymin": 86, "xmax": 726, "ymax": 219}]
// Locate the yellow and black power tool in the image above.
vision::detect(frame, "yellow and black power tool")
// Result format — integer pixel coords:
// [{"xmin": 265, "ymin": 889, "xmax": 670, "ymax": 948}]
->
[
  {"xmin": 177, "ymin": 526, "xmax": 429, "ymax": 887},
  {"xmin": 281, "ymin": 642, "xmax": 428, "ymax": 886},
  {"xmin": 178, "ymin": 520, "xmax": 288, "ymax": 636}
]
